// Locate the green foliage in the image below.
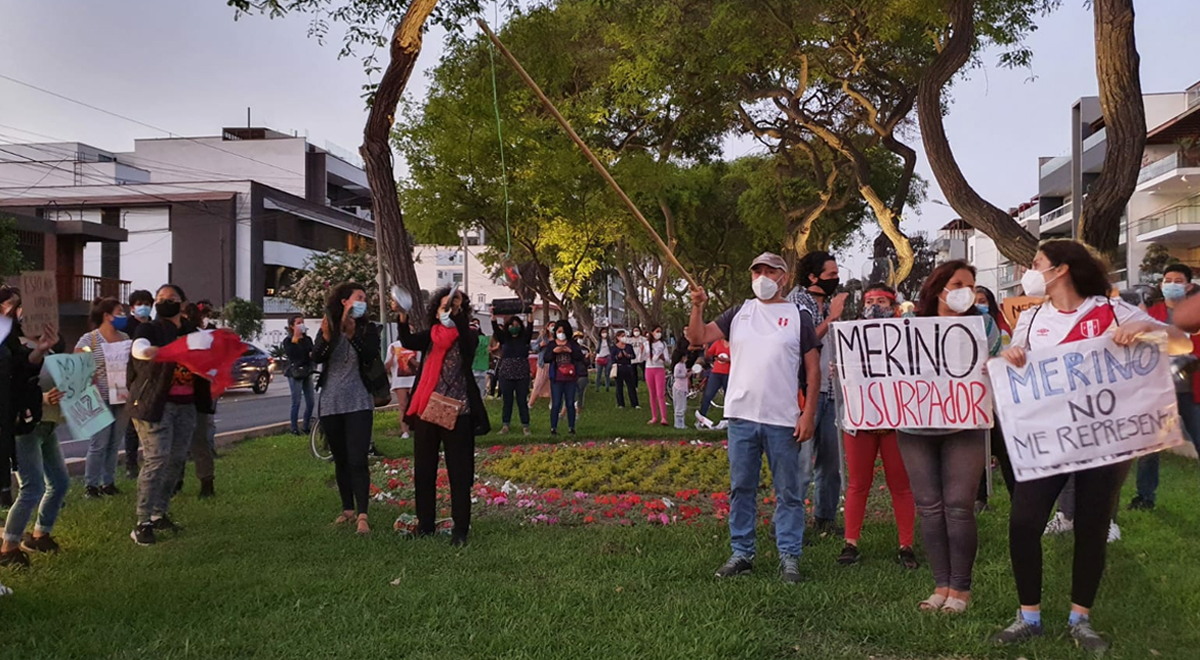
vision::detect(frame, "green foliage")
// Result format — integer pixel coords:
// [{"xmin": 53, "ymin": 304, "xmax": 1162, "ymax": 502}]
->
[
  {"xmin": 1140, "ymin": 243, "xmax": 1178, "ymax": 283},
  {"xmin": 282, "ymin": 249, "xmax": 380, "ymax": 318},
  {"xmin": 0, "ymin": 215, "xmax": 28, "ymax": 279},
  {"xmin": 221, "ymin": 297, "xmax": 265, "ymax": 341}
]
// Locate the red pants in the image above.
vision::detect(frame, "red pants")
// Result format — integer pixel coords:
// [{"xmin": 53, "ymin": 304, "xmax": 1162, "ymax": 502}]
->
[{"xmin": 843, "ymin": 431, "xmax": 915, "ymax": 548}]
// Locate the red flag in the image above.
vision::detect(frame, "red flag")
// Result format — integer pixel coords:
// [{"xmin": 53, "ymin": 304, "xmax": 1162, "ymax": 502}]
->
[{"xmin": 154, "ymin": 328, "xmax": 247, "ymax": 397}]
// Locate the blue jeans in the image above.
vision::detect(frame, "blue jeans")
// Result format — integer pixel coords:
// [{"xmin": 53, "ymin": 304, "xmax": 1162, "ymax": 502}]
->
[
  {"xmin": 289, "ymin": 376, "xmax": 315, "ymax": 432},
  {"xmin": 595, "ymin": 361, "xmax": 611, "ymax": 390},
  {"xmin": 799, "ymin": 392, "xmax": 842, "ymax": 522},
  {"xmin": 1137, "ymin": 391, "xmax": 1200, "ymax": 503},
  {"xmin": 726, "ymin": 418, "xmax": 807, "ymax": 557},
  {"xmin": 84, "ymin": 404, "xmax": 129, "ymax": 488},
  {"xmin": 4, "ymin": 423, "xmax": 69, "ymax": 544},
  {"xmin": 133, "ymin": 403, "xmax": 198, "ymax": 525},
  {"xmin": 550, "ymin": 380, "xmax": 577, "ymax": 431},
  {"xmin": 699, "ymin": 372, "xmax": 728, "ymax": 417}
]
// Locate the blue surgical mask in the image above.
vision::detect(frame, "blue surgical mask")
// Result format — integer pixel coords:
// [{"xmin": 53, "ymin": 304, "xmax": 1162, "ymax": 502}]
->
[
  {"xmin": 111, "ymin": 315, "xmax": 128, "ymax": 332},
  {"xmin": 975, "ymin": 304, "xmax": 990, "ymax": 315},
  {"xmin": 350, "ymin": 301, "xmax": 368, "ymax": 318},
  {"xmin": 1163, "ymin": 282, "xmax": 1187, "ymax": 301},
  {"xmin": 133, "ymin": 305, "xmax": 151, "ymax": 319}
]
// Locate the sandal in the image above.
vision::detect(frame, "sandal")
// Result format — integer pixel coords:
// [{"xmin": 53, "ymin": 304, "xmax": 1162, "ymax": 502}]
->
[
  {"xmin": 941, "ymin": 597, "xmax": 969, "ymax": 614},
  {"xmin": 356, "ymin": 515, "xmax": 371, "ymax": 536},
  {"xmin": 918, "ymin": 593, "xmax": 947, "ymax": 611},
  {"xmin": 333, "ymin": 511, "xmax": 355, "ymax": 526}
]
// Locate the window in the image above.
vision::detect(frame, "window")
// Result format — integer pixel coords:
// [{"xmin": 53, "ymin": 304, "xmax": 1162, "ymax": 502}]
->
[{"xmin": 477, "ymin": 293, "xmax": 485, "ymax": 304}]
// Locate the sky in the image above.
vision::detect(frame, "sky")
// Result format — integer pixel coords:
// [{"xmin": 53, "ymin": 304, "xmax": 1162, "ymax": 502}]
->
[{"xmin": 3, "ymin": 0, "xmax": 1200, "ymax": 279}]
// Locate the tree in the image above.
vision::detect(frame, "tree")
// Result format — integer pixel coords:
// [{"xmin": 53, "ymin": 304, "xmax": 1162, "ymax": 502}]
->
[
  {"xmin": 220, "ymin": 297, "xmax": 265, "ymax": 341},
  {"xmin": 1139, "ymin": 243, "xmax": 1177, "ymax": 283},
  {"xmin": 282, "ymin": 249, "xmax": 380, "ymax": 318},
  {"xmin": 0, "ymin": 215, "xmax": 28, "ymax": 279}
]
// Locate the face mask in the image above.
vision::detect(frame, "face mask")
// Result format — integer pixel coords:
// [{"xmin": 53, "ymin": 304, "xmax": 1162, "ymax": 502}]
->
[
  {"xmin": 601, "ymin": 332, "xmax": 608, "ymax": 337},
  {"xmin": 111, "ymin": 315, "xmax": 128, "ymax": 332},
  {"xmin": 653, "ymin": 331, "xmax": 662, "ymax": 340},
  {"xmin": 1020, "ymin": 267, "xmax": 1057, "ymax": 298},
  {"xmin": 815, "ymin": 276, "xmax": 839, "ymax": 296},
  {"xmin": 556, "ymin": 332, "xmax": 566, "ymax": 341},
  {"xmin": 439, "ymin": 311, "xmax": 454, "ymax": 327},
  {"xmin": 975, "ymin": 304, "xmax": 990, "ymax": 315},
  {"xmin": 509, "ymin": 325, "xmax": 521, "ymax": 336},
  {"xmin": 752, "ymin": 274, "xmax": 779, "ymax": 300},
  {"xmin": 1163, "ymin": 282, "xmax": 1187, "ymax": 301},
  {"xmin": 862, "ymin": 304, "xmax": 892, "ymax": 320},
  {"xmin": 133, "ymin": 305, "xmax": 151, "ymax": 319},
  {"xmin": 633, "ymin": 330, "xmax": 641, "ymax": 337},
  {"xmin": 155, "ymin": 300, "xmax": 181, "ymax": 319},
  {"xmin": 350, "ymin": 301, "xmax": 368, "ymax": 318},
  {"xmin": 943, "ymin": 287, "xmax": 975, "ymax": 314},
  {"xmin": 296, "ymin": 323, "xmax": 307, "ymax": 333}
]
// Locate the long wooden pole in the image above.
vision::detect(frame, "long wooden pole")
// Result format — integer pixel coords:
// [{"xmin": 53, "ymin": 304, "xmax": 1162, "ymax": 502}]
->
[{"xmin": 476, "ymin": 18, "xmax": 699, "ymax": 290}]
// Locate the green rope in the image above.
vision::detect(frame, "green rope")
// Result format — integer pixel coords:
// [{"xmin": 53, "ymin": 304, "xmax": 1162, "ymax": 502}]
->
[{"xmin": 485, "ymin": 6, "xmax": 512, "ymax": 259}]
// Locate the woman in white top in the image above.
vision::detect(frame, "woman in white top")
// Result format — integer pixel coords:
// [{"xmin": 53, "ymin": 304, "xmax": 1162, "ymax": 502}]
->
[
  {"xmin": 644, "ymin": 325, "xmax": 669, "ymax": 426},
  {"xmin": 76, "ymin": 297, "xmax": 131, "ymax": 498},
  {"xmin": 991, "ymin": 239, "xmax": 1192, "ymax": 654},
  {"xmin": 384, "ymin": 340, "xmax": 420, "ymax": 439}
]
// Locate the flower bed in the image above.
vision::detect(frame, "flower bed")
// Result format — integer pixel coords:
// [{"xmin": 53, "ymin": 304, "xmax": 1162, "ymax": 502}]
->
[{"xmin": 370, "ymin": 439, "xmax": 777, "ymax": 528}]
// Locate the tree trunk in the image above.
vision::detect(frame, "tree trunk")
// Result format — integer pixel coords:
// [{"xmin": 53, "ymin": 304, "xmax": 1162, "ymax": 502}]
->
[
  {"xmin": 1079, "ymin": 0, "xmax": 1145, "ymax": 253},
  {"xmin": 360, "ymin": 0, "xmax": 440, "ymax": 331},
  {"xmin": 571, "ymin": 297, "xmax": 595, "ymax": 338},
  {"xmin": 916, "ymin": 0, "xmax": 1038, "ymax": 266}
]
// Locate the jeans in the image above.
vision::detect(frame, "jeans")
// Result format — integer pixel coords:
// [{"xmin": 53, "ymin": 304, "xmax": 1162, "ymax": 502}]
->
[
  {"xmin": 550, "ymin": 380, "xmax": 577, "ymax": 431},
  {"xmin": 673, "ymin": 387, "xmax": 688, "ymax": 429},
  {"xmin": 84, "ymin": 404, "xmax": 129, "ymax": 488},
  {"xmin": 1135, "ymin": 391, "xmax": 1200, "ymax": 504},
  {"xmin": 575, "ymin": 376, "xmax": 588, "ymax": 409},
  {"xmin": 289, "ymin": 376, "xmax": 315, "ymax": 433},
  {"xmin": 500, "ymin": 378, "xmax": 531, "ymax": 427},
  {"xmin": 726, "ymin": 418, "xmax": 807, "ymax": 557},
  {"xmin": 134, "ymin": 403, "xmax": 198, "ymax": 525},
  {"xmin": 474, "ymin": 370, "xmax": 489, "ymax": 399},
  {"xmin": 798, "ymin": 392, "xmax": 842, "ymax": 522},
  {"xmin": 595, "ymin": 360, "xmax": 611, "ymax": 390},
  {"xmin": 615, "ymin": 365, "xmax": 639, "ymax": 408},
  {"xmin": 699, "ymin": 372, "xmax": 728, "ymax": 417},
  {"xmin": 323, "ymin": 409, "xmax": 374, "ymax": 515},
  {"xmin": 3, "ymin": 423, "xmax": 69, "ymax": 544},
  {"xmin": 125, "ymin": 423, "xmax": 140, "ymax": 470}
]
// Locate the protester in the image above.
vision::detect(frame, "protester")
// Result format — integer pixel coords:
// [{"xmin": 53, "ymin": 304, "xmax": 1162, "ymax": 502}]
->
[
  {"xmin": 688, "ymin": 252, "xmax": 821, "ymax": 583},
  {"xmin": 899, "ymin": 260, "xmax": 1000, "ymax": 614},
  {"xmin": 975, "ymin": 286, "xmax": 1013, "ymax": 344},
  {"xmin": 127, "ymin": 284, "xmax": 212, "ymax": 545},
  {"xmin": 528, "ymin": 327, "xmax": 552, "ymax": 407},
  {"xmin": 787, "ymin": 250, "xmax": 848, "ymax": 539},
  {"xmin": 973, "ymin": 286, "xmax": 1016, "ymax": 513},
  {"xmin": 612, "ymin": 330, "xmax": 639, "ymax": 409},
  {"xmin": 76, "ymin": 298, "xmax": 130, "ymax": 499},
  {"xmin": 123, "ymin": 289, "xmax": 154, "ymax": 479},
  {"xmin": 384, "ymin": 336, "xmax": 420, "ymax": 440},
  {"xmin": 0, "ymin": 289, "xmax": 62, "ymax": 568},
  {"xmin": 176, "ymin": 302, "xmax": 217, "ymax": 498},
  {"xmin": 492, "ymin": 312, "xmax": 533, "ymax": 435},
  {"xmin": 835, "ymin": 283, "xmax": 917, "ymax": 570},
  {"xmin": 542, "ymin": 320, "xmax": 585, "ymax": 435},
  {"xmin": 990, "ymin": 240, "xmax": 1192, "ymax": 653},
  {"xmin": 696, "ymin": 337, "xmax": 730, "ymax": 427},
  {"xmin": 644, "ymin": 325, "xmax": 669, "ymax": 426},
  {"xmin": 470, "ymin": 318, "xmax": 490, "ymax": 398},
  {"xmin": 594, "ymin": 327, "xmax": 612, "ymax": 391},
  {"xmin": 671, "ymin": 343, "xmax": 690, "ymax": 429},
  {"xmin": 1130, "ymin": 263, "xmax": 1200, "ymax": 510},
  {"xmin": 311, "ymin": 283, "xmax": 378, "ymax": 536},
  {"xmin": 398, "ymin": 286, "xmax": 490, "ymax": 546},
  {"xmin": 285, "ymin": 314, "xmax": 315, "ymax": 436}
]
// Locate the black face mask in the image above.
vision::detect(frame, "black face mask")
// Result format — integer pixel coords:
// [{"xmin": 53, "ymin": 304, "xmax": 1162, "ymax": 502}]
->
[
  {"xmin": 813, "ymin": 277, "xmax": 839, "ymax": 296},
  {"xmin": 155, "ymin": 300, "xmax": 181, "ymax": 319}
]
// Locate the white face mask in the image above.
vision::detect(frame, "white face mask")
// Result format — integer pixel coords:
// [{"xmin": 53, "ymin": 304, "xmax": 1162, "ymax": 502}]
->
[
  {"xmin": 439, "ymin": 311, "xmax": 454, "ymax": 328},
  {"xmin": 556, "ymin": 332, "xmax": 566, "ymax": 341},
  {"xmin": 1020, "ymin": 267, "xmax": 1058, "ymax": 298},
  {"xmin": 752, "ymin": 274, "xmax": 779, "ymax": 300},
  {"xmin": 653, "ymin": 331, "xmax": 662, "ymax": 339},
  {"xmin": 295, "ymin": 323, "xmax": 306, "ymax": 333},
  {"xmin": 943, "ymin": 287, "xmax": 975, "ymax": 314}
]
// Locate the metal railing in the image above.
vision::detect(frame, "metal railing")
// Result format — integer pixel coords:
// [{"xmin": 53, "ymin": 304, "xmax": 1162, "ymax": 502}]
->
[
  {"xmin": 263, "ymin": 296, "xmax": 301, "ymax": 315},
  {"xmin": 1041, "ymin": 201, "xmax": 1073, "ymax": 225},
  {"xmin": 1137, "ymin": 199, "xmax": 1200, "ymax": 236},
  {"xmin": 1139, "ymin": 152, "xmax": 1183, "ymax": 185},
  {"xmin": 58, "ymin": 274, "xmax": 131, "ymax": 304}
]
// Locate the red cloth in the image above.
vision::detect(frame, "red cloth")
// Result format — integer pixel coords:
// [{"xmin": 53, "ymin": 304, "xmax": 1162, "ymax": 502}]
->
[
  {"xmin": 843, "ymin": 431, "xmax": 915, "ymax": 547},
  {"xmin": 706, "ymin": 339, "xmax": 731, "ymax": 376},
  {"xmin": 1149, "ymin": 302, "xmax": 1200, "ymax": 402},
  {"xmin": 153, "ymin": 328, "xmax": 247, "ymax": 398},
  {"xmin": 406, "ymin": 324, "xmax": 459, "ymax": 418}
]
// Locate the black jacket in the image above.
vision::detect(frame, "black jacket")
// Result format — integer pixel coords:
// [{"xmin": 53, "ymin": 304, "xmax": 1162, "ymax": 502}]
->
[
  {"xmin": 491, "ymin": 319, "xmax": 533, "ymax": 360},
  {"xmin": 285, "ymin": 334, "xmax": 314, "ymax": 377},
  {"xmin": 312, "ymin": 320, "xmax": 380, "ymax": 390},
  {"xmin": 0, "ymin": 323, "xmax": 41, "ymax": 472},
  {"xmin": 399, "ymin": 316, "xmax": 490, "ymax": 436},
  {"xmin": 127, "ymin": 319, "xmax": 214, "ymax": 423}
]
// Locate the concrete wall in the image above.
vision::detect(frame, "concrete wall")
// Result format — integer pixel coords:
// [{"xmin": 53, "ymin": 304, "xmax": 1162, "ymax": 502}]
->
[
  {"xmin": 1144, "ymin": 93, "xmax": 1189, "ymax": 130},
  {"xmin": 132, "ymin": 136, "xmax": 307, "ymax": 197}
]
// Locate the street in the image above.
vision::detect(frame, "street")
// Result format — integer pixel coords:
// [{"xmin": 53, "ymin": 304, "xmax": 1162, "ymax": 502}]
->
[{"xmin": 60, "ymin": 380, "xmax": 295, "ymax": 461}]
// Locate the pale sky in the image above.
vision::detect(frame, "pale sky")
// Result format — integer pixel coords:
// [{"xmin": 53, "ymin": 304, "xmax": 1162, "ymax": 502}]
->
[{"xmin": 3, "ymin": 0, "xmax": 1199, "ymax": 277}]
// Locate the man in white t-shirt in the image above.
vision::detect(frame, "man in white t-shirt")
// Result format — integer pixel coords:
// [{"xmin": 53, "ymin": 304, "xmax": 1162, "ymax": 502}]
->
[{"xmin": 687, "ymin": 252, "xmax": 821, "ymax": 583}]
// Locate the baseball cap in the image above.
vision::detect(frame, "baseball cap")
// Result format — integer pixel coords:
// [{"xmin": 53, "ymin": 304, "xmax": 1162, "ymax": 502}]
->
[{"xmin": 749, "ymin": 252, "xmax": 787, "ymax": 271}]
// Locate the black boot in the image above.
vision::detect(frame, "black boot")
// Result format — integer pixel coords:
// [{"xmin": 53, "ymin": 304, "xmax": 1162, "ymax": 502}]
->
[{"xmin": 198, "ymin": 478, "xmax": 215, "ymax": 499}]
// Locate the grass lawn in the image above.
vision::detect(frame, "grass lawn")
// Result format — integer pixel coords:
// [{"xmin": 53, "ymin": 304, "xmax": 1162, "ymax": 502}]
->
[{"xmin": 2, "ymin": 394, "xmax": 1199, "ymax": 659}]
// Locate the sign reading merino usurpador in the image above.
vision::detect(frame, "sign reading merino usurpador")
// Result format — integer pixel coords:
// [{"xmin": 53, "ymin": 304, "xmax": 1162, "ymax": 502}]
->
[
  {"xmin": 988, "ymin": 334, "xmax": 1184, "ymax": 481},
  {"xmin": 832, "ymin": 317, "xmax": 992, "ymax": 431}
]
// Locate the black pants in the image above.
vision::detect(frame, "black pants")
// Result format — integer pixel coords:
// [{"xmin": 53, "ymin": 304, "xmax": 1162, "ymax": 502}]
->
[
  {"xmin": 977, "ymin": 424, "xmax": 1015, "ymax": 502},
  {"xmin": 1009, "ymin": 460, "xmax": 1131, "ymax": 609},
  {"xmin": 615, "ymin": 365, "xmax": 639, "ymax": 408},
  {"xmin": 500, "ymin": 378, "xmax": 531, "ymax": 426},
  {"xmin": 125, "ymin": 422, "xmax": 141, "ymax": 469},
  {"xmin": 414, "ymin": 416, "xmax": 475, "ymax": 535},
  {"xmin": 322, "ymin": 409, "xmax": 374, "ymax": 515}
]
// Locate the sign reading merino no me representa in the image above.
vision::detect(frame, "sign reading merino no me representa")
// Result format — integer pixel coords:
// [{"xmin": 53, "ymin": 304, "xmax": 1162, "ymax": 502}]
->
[
  {"xmin": 988, "ymin": 334, "xmax": 1185, "ymax": 481},
  {"xmin": 832, "ymin": 316, "xmax": 992, "ymax": 431}
]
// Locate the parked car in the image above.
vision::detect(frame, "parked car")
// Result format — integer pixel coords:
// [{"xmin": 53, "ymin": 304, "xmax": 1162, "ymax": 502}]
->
[{"xmin": 229, "ymin": 345, "xmax": 276, "ymax": 394}]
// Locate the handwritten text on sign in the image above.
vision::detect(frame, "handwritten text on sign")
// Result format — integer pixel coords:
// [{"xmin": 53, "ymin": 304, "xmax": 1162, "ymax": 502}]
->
[
  {"xmin": 833, "ymin": 317, "xmax": 992, "ymax": 430},
  {"xmin": 19, "ymin": 270, "xmax": 58, "ymax": 337},
  {"xmin": 45, "ymin": 353, "xmax": 114, "ymax": 439},
  {"xmin": 989, "ymin": 335, "xmax": 1184, "ymax": 481},
  {"xmin": 101, "ymin": 340, "xmax": 132, "ymax": 405}
]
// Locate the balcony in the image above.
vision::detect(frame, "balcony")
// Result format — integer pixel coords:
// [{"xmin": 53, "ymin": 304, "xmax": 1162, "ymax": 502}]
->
[
  {"xmin": 1137, "ymin": 151, "xmax": 1200, "ymax": 192},
  {"xmin": 1136, "ymin": 199, "xmax": 1200, "ymax": 244},
  {"xmin": 57, "ymin": 274, "xmax": 131, "ymax": 307},
  {"xmin": 263, "ymin": 296, "xmax": 301, "ymax": 315},
  {"xmin": 998, "ymin": 263, "xmax": 1019, "ymax": 287},
  {"xmin": 1039, "ymin": 201, "xmax": 1074, "ymax": 236}
]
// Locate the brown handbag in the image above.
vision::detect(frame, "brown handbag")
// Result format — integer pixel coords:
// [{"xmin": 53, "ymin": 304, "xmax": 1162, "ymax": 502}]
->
[{"xmin": 420, "ymin": 391, "xmax": 464, "ymax": 430}]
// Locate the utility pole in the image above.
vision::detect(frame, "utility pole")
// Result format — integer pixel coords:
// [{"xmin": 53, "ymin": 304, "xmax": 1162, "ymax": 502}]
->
[{"xmin": 461, "ymin": 227, "xmax": 470, "ymax": 299}]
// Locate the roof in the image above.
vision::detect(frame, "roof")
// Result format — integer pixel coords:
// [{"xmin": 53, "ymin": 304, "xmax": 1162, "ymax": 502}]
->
[
  {"xmin": 939, "ymin": 218, "xmax": 972, "ymax": 232},
  {"xmin": 1147, "ymin": 102, "xmax": 1200, "ymax": 144},
  {"xmin": 0, "ymin": 190, "xmax": 237, "ymax": 208}
]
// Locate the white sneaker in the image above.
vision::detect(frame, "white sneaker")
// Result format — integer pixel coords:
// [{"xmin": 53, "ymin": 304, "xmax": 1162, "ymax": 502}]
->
[
  {"xmin": 1107, "ymin": 521, "xmax": 1121, "ymax": 544},
  {"xmin": 401, "ymin": 432, "xmax": 410, "ymax": 440},
  {"xmin": 0, "ymin": 581, "xmax": 11, "ymax": 596},
  {"xmin": 694, "ymin": 411, "xmax": 714, "ymax": 430},
  {"xmin": 1043, "ymin": 511, "xmax": 1074, "ymax": 536},
  {"xmin": 714, "ymin": 420, "xmax": 729, "ymax": 431}
]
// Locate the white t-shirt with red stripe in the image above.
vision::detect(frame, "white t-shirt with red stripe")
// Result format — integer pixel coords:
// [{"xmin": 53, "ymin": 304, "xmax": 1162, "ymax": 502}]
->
[{"xmin": 1011, "ymin": 296, "xmax": 1153, "ymax": 350}]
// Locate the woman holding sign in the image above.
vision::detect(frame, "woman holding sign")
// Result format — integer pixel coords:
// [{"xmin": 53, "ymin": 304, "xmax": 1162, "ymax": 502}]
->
[
  {"xmin": 990, "ymin": 240, "xmax": 1192, "ymax": 653},
  {"xmin": 76, "ymin": 298, "xmax": 130, "ymax": 499},
  {"xmin": 899, "ymin": 260, "xmax": 1001, "ymax": 614}
]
